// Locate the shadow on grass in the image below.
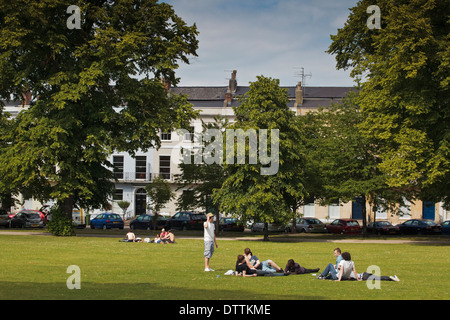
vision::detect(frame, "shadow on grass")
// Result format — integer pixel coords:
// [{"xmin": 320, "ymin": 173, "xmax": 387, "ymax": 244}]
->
[{"xmin": 0, "ymin": 281, "xmax": 326, "ymax": 300}]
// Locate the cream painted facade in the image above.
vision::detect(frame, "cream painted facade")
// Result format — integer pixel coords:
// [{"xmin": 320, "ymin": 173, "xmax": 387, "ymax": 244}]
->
[{"xmin": 3, "ymin": 71, "xmax": 448, "ymax": 224}]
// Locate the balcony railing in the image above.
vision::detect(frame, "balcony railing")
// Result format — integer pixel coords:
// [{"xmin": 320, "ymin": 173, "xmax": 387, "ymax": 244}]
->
[{"xmin": 114, "ymin": 172, "xmax": 176, "ymax": 182}]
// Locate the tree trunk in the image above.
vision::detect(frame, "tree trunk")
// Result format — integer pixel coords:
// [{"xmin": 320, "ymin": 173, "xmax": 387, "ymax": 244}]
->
[
  {"xmin": 291, "ymin": 203, "xmax": 299, "ymax": 233},
  {"xmin": 61, "ymin": 195, "xmax": 74, "ymax": 220},
  {"xmin": 361, "ymin": 194, "xmax": 368, "ymax": 237},
  {"xmin": 214, "ymin": 204, "xmax": 220, "ymax": 236},
  {"xmin": 263, "ymin": 221, "xmax": 269, "ymax": 241}
]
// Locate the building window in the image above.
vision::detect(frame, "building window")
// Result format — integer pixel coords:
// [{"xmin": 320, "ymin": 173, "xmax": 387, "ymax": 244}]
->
[
  {"xmin": 113, "ymin": 156, "xmax": 124, "ymax": 179},
  {"xmin": 184, "ymin": 126, "xmax": 195, "ymax": 142},
  {"xmin": 399, "ymin": 199, "xmax": 411, "ymax": 219},
  {"xmin": 161, "ymin": 131, "xmax": 172, "ymax": 141},
  {"xmin": 328, "ymin": 203, "xmax": 340, "ymax": 219},
  {"xmin": 113, "ymin": 189, "xmax": 123, "ymax": 201},
  {"xmin": 303, "ymin": 203, "xmax": 315, "ymax": 217},
  {"xmin": 135, "ymin": 156, "xmax": 147, "ymax": 180},
  {"xmin": 159, "ymin": 156, "xmax": 171, "ymax": 179}
]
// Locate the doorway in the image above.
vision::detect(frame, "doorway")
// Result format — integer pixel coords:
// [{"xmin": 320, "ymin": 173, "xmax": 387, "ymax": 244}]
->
[{"xmin": 135, "ymin": 188, "xmax": 147, "ymax": 216}]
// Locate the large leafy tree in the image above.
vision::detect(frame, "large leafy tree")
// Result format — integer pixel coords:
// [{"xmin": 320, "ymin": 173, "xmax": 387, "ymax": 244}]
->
[
  {"xmin": 327, "ymin": 0, "xmax": 450, "ymax": 207},
  {"xmin": 213, "ymin": 76, "xmax": 307, "ymax": 241},
  {"xmin": 0, "ymin": 0, "xmax": 199, "ymax": 217},
  {"xmin": 305, "ymin": 91, "xmax": 409, "ymax": 235}
]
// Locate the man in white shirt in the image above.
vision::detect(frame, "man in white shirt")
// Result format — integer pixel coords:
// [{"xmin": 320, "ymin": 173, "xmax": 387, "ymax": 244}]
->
[
  {"xmin": 204, "ymin": 213, "xmax": 218, "ymax": 271},
  {"xmin": 125, "ymin": 230, "xmax": 136, "ymax": 242}
]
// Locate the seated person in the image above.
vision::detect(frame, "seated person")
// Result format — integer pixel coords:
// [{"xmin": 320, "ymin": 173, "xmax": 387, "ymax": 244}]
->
[
  {"xmin": 337, "ymin": 252, "xmax": 400, "ymax": 282},
  {"xmin": 124, "ymin": 230, "xmax": 136, "ymax": 242},
  {"xmin": 166, "ymin": 230, "xmax": 176, "ymax": 243},
  {"xmin": 153, "ymin": 234, "xmax": 162, "ymax": 243},
  {"xmin": 160, "ymin": 228, "xmax": 169, "ymax": 242},
  {"xmin": 235, "ymin": 255, "xmax": 257, "ymax": 277}
]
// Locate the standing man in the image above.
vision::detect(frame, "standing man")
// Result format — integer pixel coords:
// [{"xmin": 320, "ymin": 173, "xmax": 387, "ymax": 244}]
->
[{"xmin": 204, "ymin": 213, "xmax": 218, "ymax": 271}]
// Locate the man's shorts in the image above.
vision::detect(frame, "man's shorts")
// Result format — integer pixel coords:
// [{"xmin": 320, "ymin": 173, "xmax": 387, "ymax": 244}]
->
[
  {"xmin": 204, "ymin": 241, "xmax": 214, "ymax": 258},
  {"xmin": 261, "ymin": 260, "xmax": 276, "ymax": 272}
]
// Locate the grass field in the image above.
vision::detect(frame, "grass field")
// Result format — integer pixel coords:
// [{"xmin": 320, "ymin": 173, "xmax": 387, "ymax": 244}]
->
[{"xmin": 0, "ymin": 232, "xmax": 449, "ymax": 300}]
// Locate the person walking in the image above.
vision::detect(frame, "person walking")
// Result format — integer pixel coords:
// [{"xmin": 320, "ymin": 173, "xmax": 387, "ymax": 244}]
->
[{"xmin": 204, "ymin": 213, "xmax": 218, "ymax": 271}]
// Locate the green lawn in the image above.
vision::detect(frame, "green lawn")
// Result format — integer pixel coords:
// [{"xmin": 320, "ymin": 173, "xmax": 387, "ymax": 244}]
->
[{"xmin": 0, "ymin": 233, "xmax": 449, "ymax": 300}]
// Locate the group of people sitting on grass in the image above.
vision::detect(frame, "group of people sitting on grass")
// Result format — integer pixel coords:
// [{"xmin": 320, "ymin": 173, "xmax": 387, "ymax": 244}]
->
[
  {"xmin": 234, "ymin": 247, "xmax": 400, "ymax": 282},
  {"xmin": 122, "ymin": 228, "xmax": 176, "ymax": 244}
]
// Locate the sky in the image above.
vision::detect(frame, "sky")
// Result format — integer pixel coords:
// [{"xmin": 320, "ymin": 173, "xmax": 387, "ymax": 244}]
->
[{"xmin": 162, "ymin": 0, "xmax": 360, "ymax": 87}]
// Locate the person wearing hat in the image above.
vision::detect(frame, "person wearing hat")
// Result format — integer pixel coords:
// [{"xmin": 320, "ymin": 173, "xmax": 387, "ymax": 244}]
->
[{"xmin": 204, "ymin": 213, "xmax": 218, "ymax": 271}]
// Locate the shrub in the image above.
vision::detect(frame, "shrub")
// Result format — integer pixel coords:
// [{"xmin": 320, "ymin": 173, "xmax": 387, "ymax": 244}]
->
[{"xmin": 47, "ymin": 207, "xmax": 74, "ymax": 236}]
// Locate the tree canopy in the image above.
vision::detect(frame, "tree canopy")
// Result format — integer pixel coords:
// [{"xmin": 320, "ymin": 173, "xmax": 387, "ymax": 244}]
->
[
  {"xmin": 213, "ymin": 76, "xmax": 307, "ymax": 240},
  {"xmin": 327, "ymin": 0, "xmax": 450, "ymax": 207},
  {"xmin": 0, "ymin": 0, "xmax": 199, "ymax": 215}
]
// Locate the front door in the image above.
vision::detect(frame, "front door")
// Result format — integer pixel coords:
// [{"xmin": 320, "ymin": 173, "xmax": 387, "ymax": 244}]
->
[
  {"xmin": 423, "ymin": 201, "xmax": 435, "ymax": 220},
  {"xmin": 352, "ymin": 197, "xmax": 363, "ymax": 220},
  {"xmin": 135, "ymin": 188, "xmax": 147, "ymax": 216}
]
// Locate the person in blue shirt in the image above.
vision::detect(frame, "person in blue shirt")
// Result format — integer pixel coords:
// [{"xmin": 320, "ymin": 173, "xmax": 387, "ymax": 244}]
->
[{"xmin": 317, "ymin": 247, "xmax": 343, "ymax": 280}]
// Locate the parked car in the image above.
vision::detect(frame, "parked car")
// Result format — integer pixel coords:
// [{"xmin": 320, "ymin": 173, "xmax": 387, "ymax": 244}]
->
[
  {"xmin": 326, "ymin": 219, "xmax": 362, "ymax": 234},
  {"xmin": 219, "ymin": 217, "xmax": 245, "ymax": 232},
  {"xmin": 397, "ymin": 219, "xmax": 441, "ymax": 235},
  {"xmin": 0, "ymin": 208, "xmax": 10, "ymax": 228},
  {"xmin": 11, "ymin": 209, "xmax": 47, "ymax": 224},
  {"xmin": 90, "ymin": 213, "xmax": 124, "ymax": 230},
  {"xmin": 441, "ymin": 221, "xmax": 450, "ymax": 235},
  {"xmin": 288, "ymin": 218, "xmax": 328, "ymax": 233},
  {"xmin": 367, "ymin": 221, "xmax": 400, "ymax": 235},
  {"xmin": 251, "ymin": 221, "xmax": 286, "ymax": 233},
  {"xmin": 167, "ymin": 211, "xmax": 206, "ymax": 230},
  {"xmin": 129, "ymin": 214, "xmax": 167, "ymax": 230},
  {"xmin": 9, "ymin": 211, "xmax": 44, "ymax": 228}
]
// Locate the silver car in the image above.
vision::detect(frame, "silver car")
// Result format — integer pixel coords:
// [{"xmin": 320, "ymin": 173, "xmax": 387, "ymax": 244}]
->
[
  {"xmin": 290, "ymin": 218, "xmax": 328, "ymax": 233},
  {"xmin": 251, "ymin": 221, "xmax": 286, "ymax": 232}
]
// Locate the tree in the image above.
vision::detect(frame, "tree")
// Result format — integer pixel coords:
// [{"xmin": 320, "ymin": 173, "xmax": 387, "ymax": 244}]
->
[
  {"xmin": 305, "ymin": 91, "xmax": 409, "ymax": 235},
  {"xmin": 146, "ymin": 176, "xmax": 175, "ymax": 228},
  {"xmin": 327, "ymin": 0, "xmax": 450, "ymax": 208},
  {"xmin": 0, "ymin": 0, "xmax": 199, "ymax": 219},
  {"xmin": 213, "ymin": 76, "xmax": 307, "ymax": 241},
  {"xmin": 117, "ymin": 200, "xmax": 130, "ymax": 220}
]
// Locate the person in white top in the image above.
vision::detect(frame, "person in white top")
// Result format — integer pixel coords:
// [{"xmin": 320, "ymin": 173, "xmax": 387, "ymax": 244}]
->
[
  {"xmin": 204, "ymin": 213, "xmax": 218, "ymax": 271},
  {"xmin": 337, "ymin": 252, "xmax": 361, "ymax": 281},
  {"xmin": 337, "ymin": 251, "xmax": 400, "ymax": 282},
  {"xmin": 125, "ymin": 230, "xmax": 136, "ymax": 242}
]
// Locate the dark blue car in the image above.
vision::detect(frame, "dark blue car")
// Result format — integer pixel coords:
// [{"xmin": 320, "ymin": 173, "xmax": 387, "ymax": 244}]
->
[
  {"xmin": 90, "ymin": 213, "xmax": 124, "ymax": 230},
  {"xmin": 129, "ymin": 214, "xmax": 167, "ymax": 230},
  {"xmin": 397, "ymin": 219, "xmax": 441, "ymax": 235},
  {"xmin": 441, "ymin": 221, "xmax": 450, "ymax": 235}
]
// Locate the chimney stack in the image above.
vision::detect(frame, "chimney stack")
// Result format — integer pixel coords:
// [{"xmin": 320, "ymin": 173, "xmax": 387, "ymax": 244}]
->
[
  {"xmin": 294, "ymin": 82, "xmax": 303, "ymax": 106},
  {"xmin": 224, "ymin": 89, "xmax": 232, "ymax": 107},
  {"xmin": 161, "ymin": 77, "xmax": 171, "ymax": 92},
  {"xmin": 229, "ymin": 70, "xmax": 237, "ymax": 93},
  {"xmin": 224, "ymin": 70, "xmax": 237, "ymax": 107}
]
